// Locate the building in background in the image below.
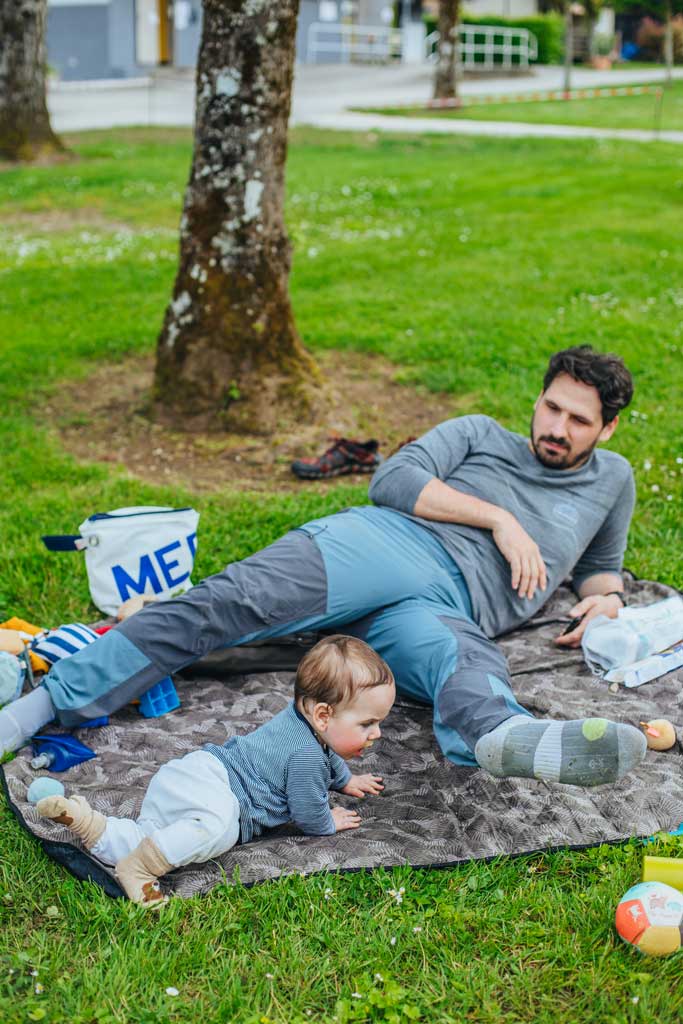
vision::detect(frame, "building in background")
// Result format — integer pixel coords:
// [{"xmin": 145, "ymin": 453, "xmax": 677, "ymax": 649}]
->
[{"xmin": 47, "ymin": 0, "xmax": 203, "ymax": 80}]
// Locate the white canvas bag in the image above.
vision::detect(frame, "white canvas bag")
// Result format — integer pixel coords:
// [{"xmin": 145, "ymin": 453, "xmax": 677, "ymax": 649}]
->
[{"xmin": 42, "ymin": 506, "xmax": 199, "ymax": 615}]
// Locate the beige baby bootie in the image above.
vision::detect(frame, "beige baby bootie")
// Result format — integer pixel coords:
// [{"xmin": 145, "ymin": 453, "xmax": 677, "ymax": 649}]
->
[
  {"xmin": 115, "ymin": 836, "xmax": 173, "ymax": 908},
  {"xmin": 36, "ymin": 794, "xmax": 106, "ymax": 849}
]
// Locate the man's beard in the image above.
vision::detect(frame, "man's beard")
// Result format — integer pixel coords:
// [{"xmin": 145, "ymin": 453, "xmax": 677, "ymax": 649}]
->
[{"xmin": 529, "ymin": 415, "xmax": 598, "ymax": 470}]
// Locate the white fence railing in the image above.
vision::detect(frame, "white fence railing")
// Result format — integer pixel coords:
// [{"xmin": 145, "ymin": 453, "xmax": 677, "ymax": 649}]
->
[
  {"xmin": 425, "ymin": 25, "xmax": 538, "ymax": 71},
  {"xmin": 306, "ymin": 22, "xmax": 537, "ymax": 68},
  {"xmin": 306, "ymin": 22, "xmax": 400, "ymax": 64}
]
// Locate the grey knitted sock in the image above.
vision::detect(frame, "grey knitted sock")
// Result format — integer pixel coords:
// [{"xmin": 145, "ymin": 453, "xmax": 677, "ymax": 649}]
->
[
  {"xmin": 474, "ymin": 714, "xmax": 647, "ymax": 787},
  {"xmin": 0, "ymin": 685, "xmax": 55, "ymax": 756}
]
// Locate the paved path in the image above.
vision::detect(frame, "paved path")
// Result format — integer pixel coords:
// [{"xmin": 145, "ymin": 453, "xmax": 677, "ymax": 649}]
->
[{"xmin": 48, "ymin": 62, "xmax": 683, "ymax": 143}]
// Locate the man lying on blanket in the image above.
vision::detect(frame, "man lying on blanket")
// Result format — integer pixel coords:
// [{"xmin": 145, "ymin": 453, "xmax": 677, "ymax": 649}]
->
[{"xmin": 0, "ymin": 345, "xmax": 646, "ymax": 787}]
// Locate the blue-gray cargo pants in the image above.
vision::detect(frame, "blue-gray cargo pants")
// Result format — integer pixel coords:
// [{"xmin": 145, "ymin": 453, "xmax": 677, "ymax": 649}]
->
[{"xmin": 44, "ymin": 506, "xmax": 530, "ymax": 765}]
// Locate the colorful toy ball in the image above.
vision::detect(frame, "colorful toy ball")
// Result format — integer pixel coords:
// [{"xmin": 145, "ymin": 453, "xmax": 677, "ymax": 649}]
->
[
  {"xmin": 615, "ymin": 882, "xmax": 683, "ymax": 956},
  {"xmin": 27, "ymin": 777, "xmax": 65, "ymax": 805}
]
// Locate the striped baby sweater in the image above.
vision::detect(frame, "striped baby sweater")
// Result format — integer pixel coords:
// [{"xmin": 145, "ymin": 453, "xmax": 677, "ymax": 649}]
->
[{"xmin": 205, "ymin": 701, "xmax": 352, "ymax": 843}]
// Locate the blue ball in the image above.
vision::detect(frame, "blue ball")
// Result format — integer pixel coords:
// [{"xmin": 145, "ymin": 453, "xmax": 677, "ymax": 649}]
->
[{"xmin": 27, "ymin": 777, "xmax": 65, "ymax": 805}]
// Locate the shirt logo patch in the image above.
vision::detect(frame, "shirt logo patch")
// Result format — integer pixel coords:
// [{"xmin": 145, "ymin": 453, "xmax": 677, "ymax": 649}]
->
[{"xmin": 553, "ymin": 502, "xmax": 579, "ymax": 525}]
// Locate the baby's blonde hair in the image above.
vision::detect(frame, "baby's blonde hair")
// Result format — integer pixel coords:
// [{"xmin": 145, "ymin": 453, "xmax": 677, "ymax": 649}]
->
[{"xmin": 295, "ymin": 635, "xmax": 394, "ymax": 708}]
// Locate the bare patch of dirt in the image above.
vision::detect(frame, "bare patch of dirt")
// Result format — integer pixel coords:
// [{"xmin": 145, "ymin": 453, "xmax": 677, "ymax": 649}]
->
[{"xmin": 50, "ymin": 351, "xmax": 466, "ymax": 493}]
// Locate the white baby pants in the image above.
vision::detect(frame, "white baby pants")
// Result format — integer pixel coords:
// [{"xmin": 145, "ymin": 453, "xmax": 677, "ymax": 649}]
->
[{"xmin": 90, "ymin": 750, "xmax": 240, "ymax": 867}]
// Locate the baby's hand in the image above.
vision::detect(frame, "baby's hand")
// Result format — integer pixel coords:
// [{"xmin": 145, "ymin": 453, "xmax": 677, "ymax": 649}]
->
[
  {"xmin": 331, "ymin": 806, "xmax": 361, "ymax": 831},
  {"xmin": 341, "ymin": 774, "xmax": 384, "ymax": 798}
]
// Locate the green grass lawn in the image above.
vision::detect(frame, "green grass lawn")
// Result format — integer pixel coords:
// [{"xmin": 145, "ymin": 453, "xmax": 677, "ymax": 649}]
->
[
  {"xmin": 363, "ymin": 79, "xmax": 683, "ymax": 132},
  {"xmin": 1, "ymin": 126, "xmax": 683, "ymax": 1023}
]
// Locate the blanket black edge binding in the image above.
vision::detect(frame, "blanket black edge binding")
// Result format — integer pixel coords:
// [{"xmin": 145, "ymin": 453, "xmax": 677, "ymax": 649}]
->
[
  {"xmin": 0, "ymin": 766, "xmax": 125, "ymax": 898},
  {"xmin": 2, "ymin": 762, "xmax": 649, "ymax": 900}
]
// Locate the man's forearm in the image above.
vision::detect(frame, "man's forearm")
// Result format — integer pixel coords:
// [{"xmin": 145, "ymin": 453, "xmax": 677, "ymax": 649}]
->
[
  {"xmin": 413, "ymin": 477, "xmax": 508, "ymax": 530},
  {"xmin": 576, "ymin": 573, "xmax": 624, "ymax": 600}
]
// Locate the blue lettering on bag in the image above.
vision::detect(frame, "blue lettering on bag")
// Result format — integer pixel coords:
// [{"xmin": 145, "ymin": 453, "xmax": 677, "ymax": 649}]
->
[
  {"xmin": 112, "ymin": 555, "xmax": 163, "ymax": 600},
  {"xmin": 110, "ymin": 531, "xmax": 197, "ymax": 601},
  {"xmin": 155, "ymin": 540, "xmax": 190, "ymax": 589}
]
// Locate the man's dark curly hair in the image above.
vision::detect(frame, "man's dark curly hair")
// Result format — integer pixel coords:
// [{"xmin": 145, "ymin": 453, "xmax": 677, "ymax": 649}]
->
[{"xmin": 543, "ymin": 345, "xmax": 634, "ymax": 425}]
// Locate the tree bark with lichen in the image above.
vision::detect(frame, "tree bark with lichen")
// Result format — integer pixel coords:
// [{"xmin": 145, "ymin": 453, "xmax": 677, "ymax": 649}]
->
[
  {"xmin": 0, "ymin": 0, "xmax": 66, "ymax": 161},
  {"xmin": 154, "ymin": 0, "xmax": 320, "ymax": 434},
  {"xmin": 433, "ymin": 0, "xmax": 460, "ymax": 101}
]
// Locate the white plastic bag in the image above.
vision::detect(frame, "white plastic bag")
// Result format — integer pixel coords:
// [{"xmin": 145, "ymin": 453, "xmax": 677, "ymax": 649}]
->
[
  {"xmin": 43, "ymin": 506, "xmax": 199, "ymax": 616},
  {"xmin": 581, "ymin": 595, "xmax": 683, "ymax": 676}
]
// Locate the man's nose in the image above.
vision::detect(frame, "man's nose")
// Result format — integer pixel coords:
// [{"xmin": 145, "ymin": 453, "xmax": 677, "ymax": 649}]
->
[{"xmin": 551, "ymin": 411, "xmax": 569, "ymax": 435}]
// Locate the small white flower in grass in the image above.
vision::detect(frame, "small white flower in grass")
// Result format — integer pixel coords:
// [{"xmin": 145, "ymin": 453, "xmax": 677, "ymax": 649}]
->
[
  {"xmin": 651, "ymin": 485, "xmax": 660, "ymax": 493},
  {"xmin": 265, "ymin": 973, "xmax": 274, "ymax": 980},
  {"xmin": 667, "ymin": 495, "xmax": 673, "ymax": 501},
  {"xmin": 324, "ymin": 887, "xmax": 333, "ymax": 900},
  {"xmin": 390, "ymin": 936, "xmax": 397, "ymax": 946},
  {"xmin": 632, "ymin": 996, "xmax": 640, "ymax": 1005},
  {"xmin": 412, "ymin": 926, "xmax": 422, "ymax": 933},
  {"xmin": 30, "ymin": 970, "xmax": 39, "ymax": 977},
  {"xmin": 165, "ymin": 987, "xmax": 180, "ymax": 996},
  {"xmin": 307, "ymin": 247, "xmax": 319, "ymax": 258},
  {"xmin": 374, "ymin": 973, "xmax": 384, "ymax": 982},
  {"xmin": 643, "ymin": 459, "xmax": 652, "ymax": 471},
  {"xmin": 35, "ymin": 983, "xmax": 44, "ymax": 994},
  {"xmin": 351, "ymin": 992, "xmax": 362, "ymax": 999}
]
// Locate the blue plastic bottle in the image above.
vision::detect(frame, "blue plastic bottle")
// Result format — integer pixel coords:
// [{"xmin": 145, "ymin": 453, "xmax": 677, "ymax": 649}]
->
[{"xmin": 30, "ymin": 734, "xmax": 96, "ymax": 772}]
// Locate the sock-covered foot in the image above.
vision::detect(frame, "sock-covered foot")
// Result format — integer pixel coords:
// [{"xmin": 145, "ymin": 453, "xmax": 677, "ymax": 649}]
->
[
  {"xmin": 474, "ymin": 715, "xmax": 647, "ymax": 787},
  {"xmin": 0, "ymin": 686, "xmax": 56, "ymax": 757},
  {"xmin": 115, "ymin": 836, "xmax": 173, "ymax": 908},
  {"xmin": 36, "ymin": 794, "xmax": 106, "ymax": 849}
]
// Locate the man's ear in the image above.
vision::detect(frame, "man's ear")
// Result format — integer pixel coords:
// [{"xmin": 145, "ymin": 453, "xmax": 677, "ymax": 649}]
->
[
  {"xmin": 599, "ymin": 414, "xmax": 618, "ymax": 443},
  {"xmin": 311, "ymin": 702, "xmax": 332, "ymax": 732}
]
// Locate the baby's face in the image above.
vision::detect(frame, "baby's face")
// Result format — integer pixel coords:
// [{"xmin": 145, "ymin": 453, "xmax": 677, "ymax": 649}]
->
[{"xmin": 322, "ymin": 682, "xmax": 395, "ymax": 760}]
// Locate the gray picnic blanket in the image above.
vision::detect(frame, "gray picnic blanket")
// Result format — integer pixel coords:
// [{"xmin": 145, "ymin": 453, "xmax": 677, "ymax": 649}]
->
[{"xmin": 2, "ymin": 578, "xmax": 683, "ymax": 899}]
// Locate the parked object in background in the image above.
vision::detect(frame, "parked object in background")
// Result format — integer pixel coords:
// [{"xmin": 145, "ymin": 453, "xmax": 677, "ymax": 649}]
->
[
  {"xmin": 643, "ymin": 856, "xmax": 683, "ymax": 889},
  {"xmin": 291, "ymin": 437, "xmax": 383, "ymax": 480}
]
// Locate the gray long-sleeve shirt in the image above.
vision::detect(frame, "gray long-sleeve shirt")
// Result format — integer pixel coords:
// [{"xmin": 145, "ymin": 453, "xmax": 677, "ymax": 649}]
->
[{"xmin": 368, "ymin": 415, "xmax": 635, "ymax": 638}]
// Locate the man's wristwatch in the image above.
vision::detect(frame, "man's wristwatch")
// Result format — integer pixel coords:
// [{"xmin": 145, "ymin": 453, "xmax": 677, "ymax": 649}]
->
[{"xmin": 604, "ymin": 591, "xmax": 628, "ymax": 606}]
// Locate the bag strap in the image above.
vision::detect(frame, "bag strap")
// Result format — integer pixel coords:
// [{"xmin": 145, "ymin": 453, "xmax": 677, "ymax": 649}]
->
[{"xmin": 41, "ymin": 535, "xmax": 87, "ymax": 552}]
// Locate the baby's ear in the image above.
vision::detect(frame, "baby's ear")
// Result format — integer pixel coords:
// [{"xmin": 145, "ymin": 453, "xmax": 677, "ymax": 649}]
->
[{"xmin": 312, "ymin": 701, "xmax": 332, "ymax": 730}]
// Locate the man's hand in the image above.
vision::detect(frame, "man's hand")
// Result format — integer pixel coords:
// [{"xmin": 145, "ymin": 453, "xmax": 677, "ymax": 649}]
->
[
  {"xmin": 341, "ymin": 774, "xmax": 384, "ymax": 798},
  {"xmin": 492, "ymin": 512, "xmax": 548, "ymax": 600},
  {"xmin": 331, "ymin": 806, "xmax": 361, "ymax": 831},
  {"xmin": 554, "ymin": 592, "xmax": 624, "ymax": 648}
]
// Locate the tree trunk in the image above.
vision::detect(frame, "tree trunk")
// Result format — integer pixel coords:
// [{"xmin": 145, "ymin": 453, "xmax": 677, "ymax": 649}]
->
[
  {"xmin": 154, "ymin": 0, "xmax": 320, "ymax": 434},
  {"xmin": 0, "ymin": 0, "xmax": 66, "ymax": 161},
  {"xmin": 664, "ymin": 0, "xmax": 674, "ymax": 84},
  {"xmin": 563, "ymin": 5, "xmax": 574, "ymax": 94},
  {"xmin": 433, "ymin": 0, "xmax": 460, "ymax": 100}
]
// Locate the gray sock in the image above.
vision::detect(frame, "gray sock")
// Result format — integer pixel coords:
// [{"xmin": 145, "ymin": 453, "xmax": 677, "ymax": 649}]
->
[
  {"xmin": 474, "ymin": 714, "xmax": 647, "ymax": 787},
  {"xmin": 0, "ymin": 685, "xmax": 56, "ymax": 756}
]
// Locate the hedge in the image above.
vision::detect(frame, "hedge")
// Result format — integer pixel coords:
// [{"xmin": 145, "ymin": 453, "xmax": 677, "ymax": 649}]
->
[{"xmin": 423, "ymin": 13, "xmax": 564, "ymax": 65}]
